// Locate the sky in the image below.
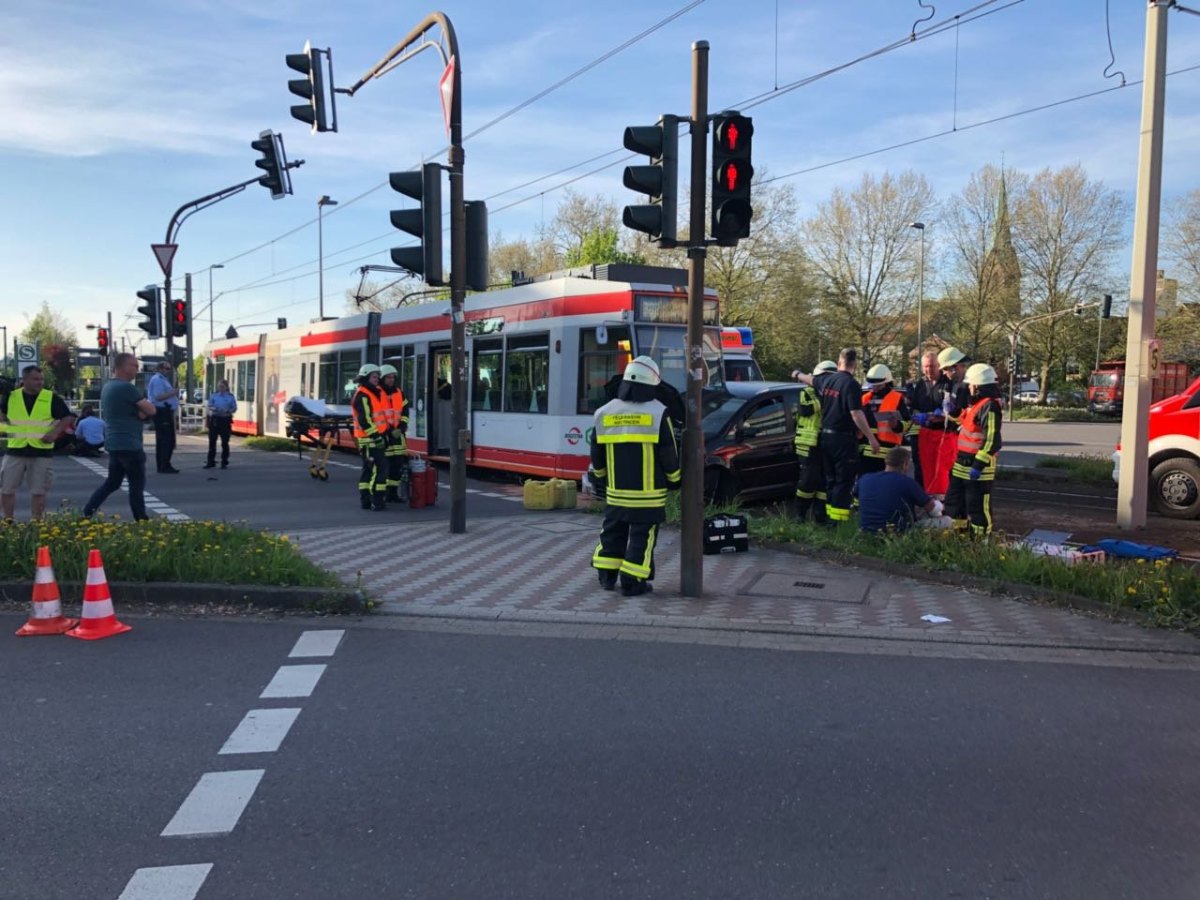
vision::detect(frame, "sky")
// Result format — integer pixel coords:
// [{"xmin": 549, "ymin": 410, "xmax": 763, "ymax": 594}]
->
[{"xmin": 2, "ymin": 0, "xmax": 1199, "ymax": 363}]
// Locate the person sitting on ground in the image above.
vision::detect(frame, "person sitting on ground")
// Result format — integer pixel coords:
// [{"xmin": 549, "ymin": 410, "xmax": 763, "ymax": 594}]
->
[
  {"xmin": 853, "ymin": 446, "xmax": 949, "ymax": 534},
  {"xmin": 73, "ymin": 404, "xmax": 106, "ymax": 456}
]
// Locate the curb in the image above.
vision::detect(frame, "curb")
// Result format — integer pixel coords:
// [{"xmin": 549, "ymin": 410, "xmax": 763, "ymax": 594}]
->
[{"xmin": 0, "ymin": 581, "xmax": 362, "ymax": 613}]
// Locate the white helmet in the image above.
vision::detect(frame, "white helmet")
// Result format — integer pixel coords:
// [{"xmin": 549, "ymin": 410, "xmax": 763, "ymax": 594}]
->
[
  {"xmin": 865, "ymin": 363, "xmax": 893, "ymax": 385},
  {"xmin": 937, "ymin": 347, "xmax": 966, "ymax": 369},
  {"xmin": 813, "ymin": 360, "xmax": 838, "ymax": 375},
  {"xmin": 623, "ymin": 355, "xmax": 661, "ymax": 386},
  {"xmin": 965, "ymin": 363, "xmax": 997, "ymax": 386},
  {"xmin": 357, "ymin": 364, "xmax": 381, "ymax": 378},
  {"xmin": 379, "ymin": 364, "xmax": 398, "ymax": 378}
]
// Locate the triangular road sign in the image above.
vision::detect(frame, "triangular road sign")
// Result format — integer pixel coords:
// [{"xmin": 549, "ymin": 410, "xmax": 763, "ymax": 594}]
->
[
  {"xmin": 151, "ymin": 243, "xmax": 178, "ymax": 277},
  {"xmin": 439, "ymin": 55, "xmax": 456, "ymax": 138}
]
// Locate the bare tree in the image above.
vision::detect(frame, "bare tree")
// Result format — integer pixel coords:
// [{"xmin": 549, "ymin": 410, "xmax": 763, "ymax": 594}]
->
[
  {"xmin": 800, "ymin": 170, "xmax": 936, "ymax": 366},
  {"xmin": 1164, "ymin": 188, "xmax": 1200, "ymax": 303},
  {"xmin": 1014, "ymin": 165, "xmax": 1127, "ymax": 401},
  {"xmin": 488, "ymin": 230, "xmax": 558, "ymax": 286}
]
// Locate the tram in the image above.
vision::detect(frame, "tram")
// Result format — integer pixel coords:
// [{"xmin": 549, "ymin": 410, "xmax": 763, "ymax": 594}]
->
[{"xmin": 204, "ymin": 264, "xmax": 727, "ymax": 480}]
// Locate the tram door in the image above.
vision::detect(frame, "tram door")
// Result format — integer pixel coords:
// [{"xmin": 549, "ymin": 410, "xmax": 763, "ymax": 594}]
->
[{"xmin": 430, "ymin": 346, "xmax": 454, "ymax": 457}]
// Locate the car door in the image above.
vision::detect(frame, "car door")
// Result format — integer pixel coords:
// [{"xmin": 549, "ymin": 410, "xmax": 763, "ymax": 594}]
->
[{"xmin": 732, "ymin": 394, "xmax": 792, "ymax": 496}]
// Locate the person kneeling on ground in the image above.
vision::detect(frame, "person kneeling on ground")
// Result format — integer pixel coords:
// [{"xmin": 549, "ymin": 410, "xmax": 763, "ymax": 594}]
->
[
  {"xmin": 853, "ymin": 446, "xmax": 950, "ymax": 534},
  {"xmin": 73, "ymin": 404, "xmax": 106, "ymax": 456}
]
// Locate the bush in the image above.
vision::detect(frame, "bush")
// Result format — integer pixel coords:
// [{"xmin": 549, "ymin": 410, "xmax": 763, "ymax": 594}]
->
[
  {"xmin": 0, "ymin": 512, "xmax": 339, "ymax": 587},
  {"xmin": 1009, "ymin": 407, "xmax": 1105, "ymax": 422}
]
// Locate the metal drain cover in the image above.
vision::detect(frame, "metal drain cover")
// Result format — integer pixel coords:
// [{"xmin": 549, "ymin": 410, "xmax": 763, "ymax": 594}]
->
[{"xmin": 739, "ymin": 571, "xmax": 871, "ymax": 604}]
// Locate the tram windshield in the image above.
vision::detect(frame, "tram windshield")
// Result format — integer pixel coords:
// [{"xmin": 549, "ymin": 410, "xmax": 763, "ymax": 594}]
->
[{"xmin": 633, "ymin": 324, "xmax": 726, "ymax": 394}]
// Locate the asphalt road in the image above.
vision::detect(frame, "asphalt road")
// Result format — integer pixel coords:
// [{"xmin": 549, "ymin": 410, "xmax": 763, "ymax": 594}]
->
[
  {"xmin": 994, "ymin": 419, "xmax": 1119, "ymax": 468},
  {"xmin": 5, "ymin": 616, "xmax": 1200, "ymax": 900}
]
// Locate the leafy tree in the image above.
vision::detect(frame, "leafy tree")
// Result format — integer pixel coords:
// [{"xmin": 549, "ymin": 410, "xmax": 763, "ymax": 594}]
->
[
  {"xmin": 1014, "ymin": 165, "xmax": 1127, "ymax": 402},
  {"xmin": 488, "ymin": 231, "xmax": 558, "ymax": 286},
  {"xmin": 1164, "ymin": 188, "xmax": 1200, "ymax": 303},
  {"xmin": 41, "ymin": 344, "xmax": 75, "ymax": 393},
  {"xmin": 17, "ymin": 303, "xmax": 78, "ymax": 391}
]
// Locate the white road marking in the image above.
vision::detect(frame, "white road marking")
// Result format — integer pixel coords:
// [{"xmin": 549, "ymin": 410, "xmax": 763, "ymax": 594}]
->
[
  {"xmin": 118, "ymin": 863, "xmax": 213, "ymax": 899},
  {"xmin": 219, "ymin": 708, "xmax": 302, "ymax": 755},
  {"xmin": 161, "ymin": 770, "xmax": 264, "ymax": 837},
  {"xmin": 259, "ymin": 664, "xmax": 327, "ymax": 698},
  {"xmin": 71, "ymin": 456, "xmax": 192, "ymax": 521},
  {"xmin": 289, "ymin": 630, "xmax": 345, "ymax": 658}
]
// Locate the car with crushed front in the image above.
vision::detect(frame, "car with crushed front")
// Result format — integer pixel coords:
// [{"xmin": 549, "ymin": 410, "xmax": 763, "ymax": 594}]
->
[{"xmin": 702, "ymin": 381, "xmax": 804, "ymax": 504}]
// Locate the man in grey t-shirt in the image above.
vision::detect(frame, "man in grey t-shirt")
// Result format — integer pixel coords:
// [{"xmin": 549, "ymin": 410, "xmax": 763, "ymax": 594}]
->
[{"xmin": 83, "ymin": 353, "xmax": 157, "ymax": 520}]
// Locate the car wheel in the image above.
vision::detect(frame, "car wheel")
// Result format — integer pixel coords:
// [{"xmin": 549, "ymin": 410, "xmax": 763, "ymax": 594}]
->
[
  {"xmin": 1149, "ymin": 458, "xmax": 1200, "ymax": 519},
  {"xmin": 704, "ymin": 466, "xmax": 737, "ymax": 506}
]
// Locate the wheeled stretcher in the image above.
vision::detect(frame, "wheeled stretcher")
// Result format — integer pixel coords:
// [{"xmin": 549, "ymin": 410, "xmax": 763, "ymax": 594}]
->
[{"xmin": 283, "ymin": 397, "xmax": 353, "ymax": 481}]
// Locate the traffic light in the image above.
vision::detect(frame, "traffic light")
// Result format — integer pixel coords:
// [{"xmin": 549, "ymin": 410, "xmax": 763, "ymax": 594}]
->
[
  {"xmin": 620, "ymin": 114, "xmax": 678, "ymax": 244},
  {"xmin": 286, "ymin": 41, "xmax": 331, "ymax": 133},
  {"xmin": 96, "ymin": 327, "xmax": 110, "ymax": 352},
  {"xmin": 170, "ymin": 299, "xmax": 188, "ymax": 339},
  {"xmin": 1102, "ymin": 294, "xmax": 1113, "ymax": 319},
  {"xmin": 252, "ymin": 130, "xmax": 292, "ymax": 200},
  {"xmin": 710, "ymin": 111, "xmax": 754, "ymax": 245},
  {"xmin": 466, "ymin": 200, "xmax": 490, "ymax": 293},
  {"xmin": 137, "ymin": 285, "xmax": 162, "ymax": 338},
  {"xmin": 389, "ymin": 162, "xmax": 444, "ymax": 286}
]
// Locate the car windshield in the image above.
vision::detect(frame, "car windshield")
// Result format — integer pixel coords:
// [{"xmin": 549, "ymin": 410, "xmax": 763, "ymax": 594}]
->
[{"xmin": 1089, "ymin": 373, "xmax": 1118, "ymax": 387}]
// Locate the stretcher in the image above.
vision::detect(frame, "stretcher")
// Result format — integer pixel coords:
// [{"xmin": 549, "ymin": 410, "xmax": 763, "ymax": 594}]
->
[{"xmin": 283, "ymin": 397, "xmax": 353, "ymax": 481}]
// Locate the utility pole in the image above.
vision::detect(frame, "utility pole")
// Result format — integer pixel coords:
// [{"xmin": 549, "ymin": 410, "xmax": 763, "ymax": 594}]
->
[{"xmin": 1117, "ymin": 0, "xmax": 1171, "ymax": 530}]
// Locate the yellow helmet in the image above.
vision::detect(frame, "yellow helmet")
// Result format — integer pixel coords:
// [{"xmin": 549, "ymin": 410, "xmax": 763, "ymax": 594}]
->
[{"xmin": 965, "ymin": 363, "xmax": 997, "ymax": 386}]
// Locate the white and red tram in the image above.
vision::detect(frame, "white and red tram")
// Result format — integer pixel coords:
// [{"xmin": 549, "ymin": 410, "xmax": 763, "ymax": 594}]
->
[{"xmin": 204, "ymin": 265, "xmax": 726, "ymax": 480}]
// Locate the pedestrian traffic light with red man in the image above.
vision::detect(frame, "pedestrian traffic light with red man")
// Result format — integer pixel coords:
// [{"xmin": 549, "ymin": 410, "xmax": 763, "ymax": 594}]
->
[
  {"xmin": 171, "ymin": 299, "xmax": 188, "ymax": 339},
  {"xmin": 710, "ymin": 111, "xmax": 754, "ymax": 246},
  {"xmin": 96, "ymin": 327, "xmax": 109, "ymax": 352}
]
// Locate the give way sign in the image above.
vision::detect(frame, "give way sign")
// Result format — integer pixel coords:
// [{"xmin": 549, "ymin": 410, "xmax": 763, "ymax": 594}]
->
[{"xmin": 151, "ymin": 243, "xmax": 178, "ymax": 277}]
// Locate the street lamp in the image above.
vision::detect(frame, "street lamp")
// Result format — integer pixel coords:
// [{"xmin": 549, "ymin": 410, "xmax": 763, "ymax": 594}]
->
[
  {"xmin": 209, "ymin": 264, "xmax": 224, "ymax": 342},
  {"xmin": 909, "ymin": 221, "xmax": 926, "ymax": 372},
  {"xmin": 317, "ymin": 195, "xmax": 338, "ymax": 320}
]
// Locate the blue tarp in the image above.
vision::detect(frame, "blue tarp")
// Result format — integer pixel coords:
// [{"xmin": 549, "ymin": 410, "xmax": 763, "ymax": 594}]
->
[{"xmin": 1080, "ymin": 539, "xmax": 1179, "ymax": 561}]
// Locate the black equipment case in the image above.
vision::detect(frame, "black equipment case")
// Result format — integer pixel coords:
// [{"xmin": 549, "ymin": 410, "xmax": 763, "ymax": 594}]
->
[{"xmin": 703, "ymin": 514, "xmax": 749, "ymax": 554}]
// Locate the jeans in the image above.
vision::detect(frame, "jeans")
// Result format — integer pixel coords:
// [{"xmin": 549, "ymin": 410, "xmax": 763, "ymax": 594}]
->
[{"xmin": 84, "ymin": 450, "xmax": 148, "ymax": 521}]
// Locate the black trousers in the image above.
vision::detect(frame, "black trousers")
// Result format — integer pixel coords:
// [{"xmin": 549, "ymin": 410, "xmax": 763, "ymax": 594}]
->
[
  {"xmin": 794, "ymin": 450, "xmax": 827, "ymax": 523},
  {"xmin": 153, "ymin": 407, "xmax": 176, "ymax": 471},
  {"xmin": 592, "ymin": 507, "xmax": 661, "ymax": 585},
  {"xmin": 83, "ymin": 450, "xmax": 148, "ymax": 521},
  {"xmin": 207, "ymin": 417, "xmax": 232, "ymax": 465},
  {"xmin": 944, "ymin": 474, "xmax": 993, "ymax": 534},
  {"xmin": 358, "ymin": 441, "xmax": 388, "ymax": 505},
  {"xmin": 819, "ymin": 431, "xmax": 859, "ymax": 522}
]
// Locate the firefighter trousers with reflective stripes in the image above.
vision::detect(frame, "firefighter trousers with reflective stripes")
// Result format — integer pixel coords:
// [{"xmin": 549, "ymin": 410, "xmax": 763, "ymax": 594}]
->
[
  {"xmin": 794, "ymin": 451, "xmax": 827, "ymax": 523},
  {"xmin": 385, "ymin": 440, "xmax": 409, "ymax": 491},
  {"xmin": 820, "ymin": 431, "xmax": 859, "ymax": 522},
  {"xmin": 592, "ymin": 508, "xmax": 659, "ymax": 585},
  {"xmin": 944, "ymin": 473, "xmax": 993, "ymax": 535},
  {"xmin": 358, "ymin": 440, "xmax": 388, "ymax": 503}
]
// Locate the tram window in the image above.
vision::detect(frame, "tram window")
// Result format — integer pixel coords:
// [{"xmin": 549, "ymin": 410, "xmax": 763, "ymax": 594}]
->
[
  {"xmin": 236, "ymin": 360, "xmax": 257, "ymax": 404},
  {"xmin": 505, "ymin": 333, "xmax": 549, "ymax": 414},
  {"xmin": 317, "ymin": 350, "xmax": 362, "ymax": 405},
  {"xmin": 473, "ymin": 339, "xmax": 503, "ymax": 410},
  {"xmin": 577, "ymin": 326, "xmax": 631, "ymax": 414}
]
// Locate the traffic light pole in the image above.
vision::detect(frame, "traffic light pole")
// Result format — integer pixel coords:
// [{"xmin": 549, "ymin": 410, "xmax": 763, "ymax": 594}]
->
[
  {"xmin": 681, "ymin": 40, "xmax": 709, "ymax": 598},
  {"xmin": 345, "ymin": 12, "xmax": 469, "ymax": 534}
]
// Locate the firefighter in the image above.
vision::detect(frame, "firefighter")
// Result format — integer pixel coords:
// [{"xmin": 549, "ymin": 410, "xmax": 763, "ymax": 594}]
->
[
  {"xmin": 590, "ymin": 355, "xmax": 682, "ymax": 597},
  {"xmin": 378, "ymin": 364, "xmax": 411, "ymax": 503},
  {"xmin": 351, "ymin": 364, "xmax": 389, "ymax": 511},
  {"xmin": 944, "ymin": 363, "xmax": 1003, "ymax": 535},
  {"xmin": 859, "ymin": 364, "xmax": 911, "ymax": 477},
  {"xmin": 792, "ymin": 360, "xmax": 836, "ymax": 523}
]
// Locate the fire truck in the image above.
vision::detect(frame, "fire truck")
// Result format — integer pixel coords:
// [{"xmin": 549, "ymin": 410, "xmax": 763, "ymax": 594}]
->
[{"xmin": 1112, "ymin": 372, "xmax": 1200, "ymax": 518}]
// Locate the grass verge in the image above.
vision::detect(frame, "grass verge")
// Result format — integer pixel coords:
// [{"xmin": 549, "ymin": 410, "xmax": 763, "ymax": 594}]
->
[
  {"xmin": 244, "ymin": 436, "xmax": 299, "ymax": 453},
  {"xmin": 750, "ymin": 513, "xmax": 1200, "ymax": 630},
  {"xmin": 1034, "ymin": 453, "xmax": 1114, "ymax": 484},
  {"xmin": 0, "ymin": 512, "xmax": 340, "ymax": 588},
  {"xmin": 1010, "ymin": 408, "xmax": 1106, "ymax": 422}
]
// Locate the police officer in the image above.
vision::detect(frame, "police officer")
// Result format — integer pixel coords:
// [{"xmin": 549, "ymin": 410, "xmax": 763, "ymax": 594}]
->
[
  {"xmin": 802, "ymin": 348, "xmax": 880, "ymax": 524},
  {"xmin": 351, "ymin": 364, "xmax": 389, "ymax": 511},
  {"xmin": 792, "ymin": 360, "xmax": 836, "ymax": 523},
  {"xmin": 859, "ymin": 364, "xmax": 910, "ymax": 476},
  {"xmin": 590, "ymin": 356, "xmax": 682, "ymax": 597},
  {"xmin": 944, "ymin": 363, "xmax": 1003, "ymax": 535},
  {"xmin": 378, "ymin": 364, "xmax": 411, "ymax": 503}
]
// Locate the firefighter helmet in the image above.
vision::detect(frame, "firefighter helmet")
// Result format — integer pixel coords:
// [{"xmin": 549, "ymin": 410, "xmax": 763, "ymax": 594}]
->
[
  {"xmin": 623, "ymin": 355, "xmax": 662, "ymax": 386},
  {"xmin": 379, "ymin": 364, "xmax": 398, "ymax": 378},
  {"xmin": 357, "ymin": 364, "xmax": 381, "ymax": 378},
  {"xmin": 965, "ymin": 363, "xmax": 997, "ymax": 386},
  {"xmin": 813, "ymin": 360, "xmax": 838, "ymax": 375},
  {"xmin": 865, "ymin": 363, "xmax": 893, "ymax": 385},
  {"xmin": 937, "ymin": 346, "xmax": 966, "ymax": 369}
]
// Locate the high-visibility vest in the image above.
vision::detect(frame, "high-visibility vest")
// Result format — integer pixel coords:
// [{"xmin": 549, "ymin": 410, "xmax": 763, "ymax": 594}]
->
[
  {"xmin": 593, "ymin": 398, "xmax": 679, "ymax": 509},
  {"xmin": 793, "ymin": 385, "xmax": 821, "ymax": 454},
  {"xmin": 872, "ymin": 389, "xmax": 905, "ymax": 446},
  {"xmin": 351, "ymin": 385, "xmax": 389, "ymax": 440},
  {"xmin": 957, "ymin": 398, "xmax": 992, "ymax": 456},
  {"xmin": 4, "ymin": 390, "xmax": 55, "ymax": 450},
  {"xmin": 382, "ymin": 387, "xmax": 408, "ymax": 430}
]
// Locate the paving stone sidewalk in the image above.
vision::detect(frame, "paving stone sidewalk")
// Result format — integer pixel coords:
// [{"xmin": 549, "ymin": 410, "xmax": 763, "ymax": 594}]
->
[{"xmin": 288, "ymin": 511, "xmax": 1200, "ymax": 656}]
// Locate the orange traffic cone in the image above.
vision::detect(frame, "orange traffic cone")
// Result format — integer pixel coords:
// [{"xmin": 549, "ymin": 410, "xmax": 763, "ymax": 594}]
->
[
  {"xmin": 65, "ymin": 549, "xmax": 131, "ymax": 641},
  {"xmin": 16, "ymin": 546, "xmax": 78, "ymax": 636}
]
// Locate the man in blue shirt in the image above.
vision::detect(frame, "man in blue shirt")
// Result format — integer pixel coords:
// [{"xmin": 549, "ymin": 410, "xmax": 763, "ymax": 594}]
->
[
  {"xmin": 854, "ymin": 446, "xmax": 943, "ymax": 534},
  {"xmin": 205, "ymin": 379, "xmax": 237, "ymax": 469},
  {"xmin": 83, "ymin": 352, "xmax": 157, "ymax": 521},
  {"xmin": 147, "ymin": 361, "xmax": 180, "ymax": 473},
  {"xmin": 73, "ymin": 404, "xmax": 106, "ymax": 456}
]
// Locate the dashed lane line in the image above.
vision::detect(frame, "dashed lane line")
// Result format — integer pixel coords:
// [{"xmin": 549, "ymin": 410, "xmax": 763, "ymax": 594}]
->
[
  {"xmin": 118, "ymin": 864, "xmax": 213, "ymax": 900},
  {"xmin": 289, "ymin": 629, "xmax": 345, "ymax": 657},
  {"xmin": 259, "ymin": 664, "xmax": 327, "ymax": 698},
  {"xmin": 219, "ymin": 708, "xmax": 302, "ymax": 755},
  {"xmin": 160, "ymin": 770, "xmax": 265, "ymax": 838},
  {"xmin": 71, "ymin": 456, "xmax": 191, "ymax": 521}
]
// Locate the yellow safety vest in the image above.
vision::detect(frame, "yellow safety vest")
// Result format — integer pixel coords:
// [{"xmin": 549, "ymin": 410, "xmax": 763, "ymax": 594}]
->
[
  {"xmin": 5, "ymin": 390, "xmax": 55, "ymax": 450},
  {"xmin": 793, "ymin": 385, "xmax": 821, "ymax": 454}
]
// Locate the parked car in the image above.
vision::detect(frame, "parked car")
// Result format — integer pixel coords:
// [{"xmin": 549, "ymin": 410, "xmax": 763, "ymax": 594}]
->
[
  {"xmin": 702, "ymin": 381, "xmax": 803, "ymax": 504},
  {"xmin": 1015, "ymin": 381, "xmax": 1041, "ymax": 403},
  {"xmin": 1046, "ymin": 389, "xmax": 1085, "ymax": 407}
]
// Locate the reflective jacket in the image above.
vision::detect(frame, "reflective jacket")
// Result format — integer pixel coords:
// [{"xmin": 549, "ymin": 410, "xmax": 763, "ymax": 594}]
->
[
  {"xmin": 953, "ymin": 396, "xmax": 1003, "ymax": 478},
  {"xmin": 380, "ymin": 386, "xmax": 409, "ymax": 432},
  {"xmin": 590, "ymin": 398, "xmax": 681, "ymax": 512},
  {"xmin": 793, "ymin": 385, "xmax": 821, "ymax": 456},
  {"xmin": 4, "ymin": 389, "xmax": 54, "ymax": 450},
  {"xmin": 351, "ymin": 384, "xmax": 389, "ymax": 442},
  {"xmin": 860, "ymin": 388, "xmax": 907, "ymax": 458}
]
